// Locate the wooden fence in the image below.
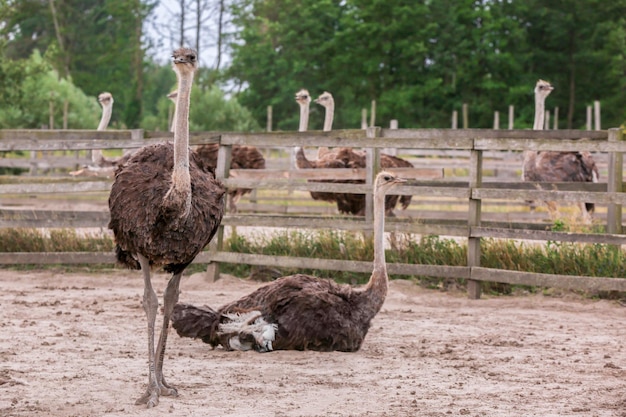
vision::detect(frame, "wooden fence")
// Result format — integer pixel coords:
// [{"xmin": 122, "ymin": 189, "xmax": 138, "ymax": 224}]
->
[{"xmin": 1, "ymin": 127, "xmax": 625, "ymax": 299}]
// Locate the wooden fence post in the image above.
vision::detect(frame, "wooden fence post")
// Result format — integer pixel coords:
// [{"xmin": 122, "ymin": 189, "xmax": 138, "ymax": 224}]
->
[
  {"xmin": 266, "ymin": 105, "xmax": 273, "ymax": 132},
  {"xmin": 553, "ymin": 107, "xmax": 559, "ymax": 130},
  {"xmin": 63, "ymin": 100, "xmax": 69, "ymax": 130},
  {"xmin": 493, "ymin": 111, "xmax": 500, "ymax": 130},
  {"xmin": 544, "ymin": 110, "xmax": 550, "ymax": 130},
  {"xmin": 462, "ymin": 103, "xmax": 468, "ymax": 129},
  {"xmin": 49, "ymin": 92, "xmax": 55, "ymax": 130},
  {"xmin": 467, "ymin": 144, "xmax": 483, "ymax": 299},
  {"xmin": 451, "ymin": 110, "xmax": 458, "ymax": 129},
  {"xmin": 594, "ymin": 101, "xmax": 601, "ymax": 130},
  {"xmin": 206, "ymin": 136, "xmax": 231, "ymax": 282},
  {"xmin": 607, "ymin": 128, "xmax": 623, "ymax": 235},
  {"xmin": 508, "ymin": 105, "xmax": 514, "ymax": 130},
  {"xmin": 386, "ymin": 120, "xmax": 398, "ymax": 156},
  {"xmin": 586, "ymin": 106, "xmax": 592, "ymax": 130},
  {"xmin": 370, "ymin": 100, "xmax": 376, "ymax": 128},
  {"xmin": 361, "ymin": 109, "xmax": 367, "ymax": 129},
  {"xmin": 365, "ymin": 127, "xmax": 381, "ymax": 226}
]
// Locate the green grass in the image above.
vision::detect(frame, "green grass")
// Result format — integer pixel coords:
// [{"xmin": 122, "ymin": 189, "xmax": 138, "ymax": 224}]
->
[{"xmin": 1, "ymin": 227, "xmax": 624, "ymax": 296}]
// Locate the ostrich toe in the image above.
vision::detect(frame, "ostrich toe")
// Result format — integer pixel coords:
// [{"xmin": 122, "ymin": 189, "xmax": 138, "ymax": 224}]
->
[{"xmin": 135, "ymin": 379, "xmax": 178, "ymax": 408}]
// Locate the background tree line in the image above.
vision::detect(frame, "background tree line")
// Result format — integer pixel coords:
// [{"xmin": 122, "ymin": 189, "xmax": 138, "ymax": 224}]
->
[{"xmin": 0, "ymin": 0, "xmax": 623, "ymax": 132}]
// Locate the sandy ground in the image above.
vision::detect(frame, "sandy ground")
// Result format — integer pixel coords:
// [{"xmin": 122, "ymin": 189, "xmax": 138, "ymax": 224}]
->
[{"xmin": 0, "ymin": 269, "xmax": 625, "ymax": 417}]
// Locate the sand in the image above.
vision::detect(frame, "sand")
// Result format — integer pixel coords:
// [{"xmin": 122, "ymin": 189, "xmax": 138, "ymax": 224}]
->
[{"xmin": 1, "ymin": 269, "xmax": 624, "ymax": 417}]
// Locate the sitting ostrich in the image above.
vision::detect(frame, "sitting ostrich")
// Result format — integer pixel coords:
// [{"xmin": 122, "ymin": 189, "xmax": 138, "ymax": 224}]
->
[
  {"xmin": 522, "ymin": 79, "xmax": 599, "ymax": 222},
  {"xmin": 171, "ymin": 171, "xmax": 405, "ymax": 352},
  {"xmin": 294, "ymin": 90, "xmax": 412, "ymax": 216},
  {"xmin": 167, "ymin": 90, "xmax": 266, "ymax": 213},
  {"xmin": 70, "ymin": 92, "xmax": 134, "ymax": 177},
  {"xmin": 108, "ymin": 47, "xmax": 225, "ymax": 408}
]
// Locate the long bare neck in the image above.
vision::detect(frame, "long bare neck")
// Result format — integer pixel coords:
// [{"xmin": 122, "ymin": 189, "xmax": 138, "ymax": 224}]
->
[
  {"xmin": 164, "ymin": 72, "xmax": 193, "ymax": 217},
  {"xmin": 524, "ymin": 91, "xmax": 546, "ymax": 163},
  {"xmin": 533, "ymin": 93, "xmax": 545, "ymax": 131},
  {"xmin": 170, "ymin": 102, "xmax": 178, "ymax": 133},
  {"xmin": 323, "ymin": 104, "xmax": 334, "ymax": 132},
  {"xmin": 97, "ymin": 103, "xmax": 112, "ymax": 131},
  {"xmin": 298, "ymin": 103, "xmax": 309, "ymax": 132},
  {"xmin": 92, "ymin": 102, "xmax": 112, "ymax": 163},
  {"xmin": 362, "ymin": 185, "xmax": 388, "ymax": 311}
]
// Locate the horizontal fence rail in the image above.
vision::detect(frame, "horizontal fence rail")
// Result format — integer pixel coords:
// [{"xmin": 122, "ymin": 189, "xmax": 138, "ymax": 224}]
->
[{"xmin": 1, "ymin": 127, "xmax": 625, "ymax": 298}]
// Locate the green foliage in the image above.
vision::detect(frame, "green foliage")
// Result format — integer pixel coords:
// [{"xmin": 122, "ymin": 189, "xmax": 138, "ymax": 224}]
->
[
  {"xmin": 227, "ymin": 0, "xmax": 626, "ymax": 130},
  {"xmin": 142, "ymin": 84, "xmax": 261, "ymax": 132},
  {"xmin": 0, "ymin": 50, "xmax": 99, "ymax": 128},
  {"xmin": 0, "ymin": 0, "xmax": 156, "ymax": 128}
]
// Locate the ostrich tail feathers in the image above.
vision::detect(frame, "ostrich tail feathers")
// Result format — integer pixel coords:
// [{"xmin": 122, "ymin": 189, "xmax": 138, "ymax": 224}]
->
[
  {"xmin": 115, "ymin": 245, "xmax": 140, "ymax": 270},
  {"xmin": 171, "ymin": 303, "xmax": 219, "ymax": 345},
  {"xmin": 218, "ymin": 311, "xmax": 277, "ymax": 352}
]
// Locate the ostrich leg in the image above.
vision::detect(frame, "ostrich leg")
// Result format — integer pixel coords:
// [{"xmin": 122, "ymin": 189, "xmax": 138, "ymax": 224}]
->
[
  {"xmin": 135, "ymin": 254, "xmax": 161, "ymax": 408},
  {"xmin": 153, "ymin": 272, "xmax": 183, "ymax": 395}
]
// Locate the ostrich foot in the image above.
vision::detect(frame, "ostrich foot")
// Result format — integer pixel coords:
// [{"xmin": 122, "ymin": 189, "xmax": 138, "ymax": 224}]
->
[{"xmin": 135, "ymin": 380, "xmax": 178, "ymax": 408}]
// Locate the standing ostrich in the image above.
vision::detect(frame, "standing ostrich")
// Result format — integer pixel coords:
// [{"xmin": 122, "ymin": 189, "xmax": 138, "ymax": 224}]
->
[
  {"xmin": 294, "ymin": 89, "xmax": 352, "ymax": 205},
  {"xmin": 91, "ymin": 92, "xmax": 114, "ymax": 165},
  {"xmin": 171, "ymin": 171, "xmax": 406, "ymax": 352},
  {"xmin": 295, "ymin": 90, "xmax": 412, "ymax": 216},
  {"xmin": 522, "ymin": 80, "xmax": 599, "ymax": 221},
  {"xmin": 108, "ymin": 48, "xmax": 225, "ymax": 408},
  {"xmin": 167, "ymin": 90, "xmax": 265, "ymax": 213},
  {"xmin": 315, "ymin": 91, "xmax": 334, "ymax": 158}
]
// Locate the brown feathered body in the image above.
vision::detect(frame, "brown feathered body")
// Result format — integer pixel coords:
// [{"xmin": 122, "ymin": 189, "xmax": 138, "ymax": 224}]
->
[
  {"xmin": 522, "ymin": 79, "xmax": 599, "ymax": 217},
  {"xmin": 108, "ymin": 142, "xmax": 225, "ymax": 274},
  {"xmin": 522, "ymin": 150, "xmax": 599, "ymax": 213},
  {"xmin": 172, "ymin": 273, "xmax": 384, "ymax": 352},
  {"xmin": 172, "ymin": 171, "xmax": 405, "ymax": 353},
  {"xmin": 296, "ymin": 147, "xmax": 412, "ymax": 216},
  {"xmin": 195, "ymin": 143, "xmax": 265, "ymax": 211}
]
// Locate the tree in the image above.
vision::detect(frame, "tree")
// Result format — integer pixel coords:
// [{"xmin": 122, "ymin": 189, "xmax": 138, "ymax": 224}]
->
[
  {"xmin": 0, "ymin": 50, "xmax": 99, "ymax": 129},
  {"xmin": 0, "ymin": 0, "xmax": 156, "ymax": 128}
]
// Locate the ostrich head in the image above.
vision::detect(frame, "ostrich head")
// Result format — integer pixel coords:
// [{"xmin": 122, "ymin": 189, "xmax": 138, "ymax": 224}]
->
[
  {"xmin": 295, "ymin": 89, "xmax": 311, "ymax": 107},
  {"xmin": 172, "ymin": 47, "xmax": 199, "ymax": 75},
  {"xmin": 167, "ymin": 91, "xmax": 177, "ymax": 102},
  {"xmin": 314, "ymin": 91, "xmax": 334, "ymax": 109},
  {"xmin": 534, "ymin": 79, "xmax": 554, "ymax": 100},
  {"xmin": 375, "ymin": 171, "xmax": 407, "ymax": 194},
  {"xmin": 98, "ymin": 92, "xmax": 113, "ymax": 107}
]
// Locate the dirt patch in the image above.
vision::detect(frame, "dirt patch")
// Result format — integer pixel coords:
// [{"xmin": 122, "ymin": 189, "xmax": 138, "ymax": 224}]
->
[{"xmin": 1, "ymin": 269, "xmax": 624, "ymax": 417}]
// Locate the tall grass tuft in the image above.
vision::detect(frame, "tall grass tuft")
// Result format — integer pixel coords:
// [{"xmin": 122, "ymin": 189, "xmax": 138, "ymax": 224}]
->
[
  {"xmin": 1, "ymin": 228, "xmax": 624, "ymax": 295},
  {"xmin": 0, "ymin": 228, "xmax": 114, "ymax": 252}
]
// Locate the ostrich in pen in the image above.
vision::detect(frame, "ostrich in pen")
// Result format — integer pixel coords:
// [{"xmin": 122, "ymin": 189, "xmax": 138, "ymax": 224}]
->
[
  {"xmin": 70, "ymin": 92, "xmax": 133, "ymax": 177},
  {"xmin": 108, "ymin": 48, "xmax": 225, "ymax": 408},
  {"xmin": 522, "ymin": 79, "xmax": 599, "ymax": 222},
  {"xmin": 171, "ymin": 171, "xmax": 406, "ymax": 352},
  {"xmin": 195, "ymin": 144, "xmax": 265, "ymax": 213},
  {"xmin": 295, "ymin": 90, "xmax": 412, "ymax": 216},
  {"xmin": 167, "ymin": 90, "xmax": 266, "ymax": 213}
]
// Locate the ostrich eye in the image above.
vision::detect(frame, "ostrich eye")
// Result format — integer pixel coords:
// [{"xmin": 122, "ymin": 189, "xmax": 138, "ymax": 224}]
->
[{"xmin": 384, "ymin": 175, "xmax": 391, "ymax": 181}]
